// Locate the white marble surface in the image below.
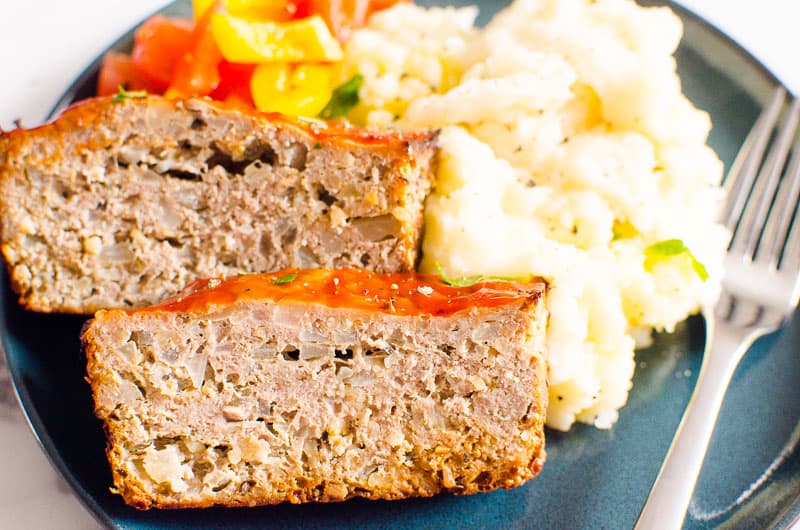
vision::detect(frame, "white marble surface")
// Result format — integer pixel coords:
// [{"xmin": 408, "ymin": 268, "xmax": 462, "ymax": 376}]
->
[{"xmin": 0, "ymin": 0, "xmax": 798, "ymax": 528}]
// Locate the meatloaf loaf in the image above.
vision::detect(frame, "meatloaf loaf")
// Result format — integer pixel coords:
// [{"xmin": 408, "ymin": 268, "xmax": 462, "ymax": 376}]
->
[
  {"xmin": 83, "ymin": 268, "xmax": 548, "ymax": 509},
  {"xmin": 0, "ymin": 96, "xmax": 437, "ymax": 313}
]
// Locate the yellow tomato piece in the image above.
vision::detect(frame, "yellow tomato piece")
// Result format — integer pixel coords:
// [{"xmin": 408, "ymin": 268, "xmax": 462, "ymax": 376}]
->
[
  {"xmin": 211, "ymin": 14, "xmax": 343, "ymax": 63},
  {"xmin": 227, "ymin": 0, "xmax": 294, "ymax": 21},
  {"xmin": 193, "ymin": 0, "xmax": 216, "ymax": 19},
  {"xmin": 195, "ymin": 0, "xmax": 293, "ymax": 21},
  {"xmin": 251, "ymin": 63, "xmax": 333, "ymax": 117}
]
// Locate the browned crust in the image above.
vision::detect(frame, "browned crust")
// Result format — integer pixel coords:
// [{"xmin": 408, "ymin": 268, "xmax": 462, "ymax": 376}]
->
[
  {"xmin": 0, "ymin": 97, "xmax": 438, "ymax": 171},
  {"xmin": 0, "ymin": 95, "xmax": 436, "ymax": 148}
]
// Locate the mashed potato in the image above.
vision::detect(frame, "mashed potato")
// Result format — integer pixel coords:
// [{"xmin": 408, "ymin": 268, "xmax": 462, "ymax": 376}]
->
[{"xmin": 340, "ymin": 0, "xmax": 728, "ymax": 430}]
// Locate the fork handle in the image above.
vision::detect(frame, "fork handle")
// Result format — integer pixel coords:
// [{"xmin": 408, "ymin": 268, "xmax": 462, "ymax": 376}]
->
[{"xmin": 634, "ymin": 317, "xmax": 761, "ymax": 530}]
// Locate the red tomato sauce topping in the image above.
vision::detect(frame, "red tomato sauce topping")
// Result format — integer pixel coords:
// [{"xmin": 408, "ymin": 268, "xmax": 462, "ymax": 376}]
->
[{"xmin": 133, "ymin": 269, "xmax": 545, "ymax": 317}]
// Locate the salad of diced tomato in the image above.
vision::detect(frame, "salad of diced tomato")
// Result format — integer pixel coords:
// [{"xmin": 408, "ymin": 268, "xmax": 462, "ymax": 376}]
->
[{"xmin": 97, "ymin": 0, "xmax": 405, "ymax": 117}]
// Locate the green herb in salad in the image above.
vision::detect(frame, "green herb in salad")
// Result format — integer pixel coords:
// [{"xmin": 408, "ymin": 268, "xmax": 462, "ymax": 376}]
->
[
  {"xmin": 644, "ymin": 239, "xmax": 708, "ymax": 281},
  {"xmin": 318, "ymin": 74, "xmax": 363, "ymax": 120}
]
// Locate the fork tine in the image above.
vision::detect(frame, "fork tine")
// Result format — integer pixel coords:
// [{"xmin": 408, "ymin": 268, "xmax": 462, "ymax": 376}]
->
[
  {"xmin": 736, "ymin": 96, "xmax": 800, "ymax": 259},
  {"xmin": 784, "ymin": 211, "xmax": 800, "ymax": 306},
  {"xmin": 764, "ymin": 119, "xmax": 800, "ymax": 269},
  {"xmin": 722, "ymin": 87, "xmax": 786, "ymax": 232}
]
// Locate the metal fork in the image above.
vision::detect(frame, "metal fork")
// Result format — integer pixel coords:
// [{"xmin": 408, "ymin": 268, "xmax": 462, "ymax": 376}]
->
[{"xmin": 635, "ymin": 86, "xmax": 800, "ymax": 530}]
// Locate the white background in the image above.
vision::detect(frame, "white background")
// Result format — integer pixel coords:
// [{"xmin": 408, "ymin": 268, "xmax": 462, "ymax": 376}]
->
[{"xmin": 0, "ymin": 0, "xmax": 798, "ymax": 528}]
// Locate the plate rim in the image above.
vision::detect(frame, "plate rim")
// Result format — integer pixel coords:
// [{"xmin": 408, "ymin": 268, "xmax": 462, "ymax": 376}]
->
[{"xmin": 2, "ymin": 1, "xmax": 795, "ymax": 528}]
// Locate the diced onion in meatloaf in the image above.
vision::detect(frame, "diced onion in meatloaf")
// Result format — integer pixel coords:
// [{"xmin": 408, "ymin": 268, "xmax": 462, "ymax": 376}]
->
[
  {"xmin": 0, "ymin": 96, "xmax": 437, "ymax": 313},
  {"xmin": 83, "ymin": 269, "xmax": 548, "ymax": 509}
]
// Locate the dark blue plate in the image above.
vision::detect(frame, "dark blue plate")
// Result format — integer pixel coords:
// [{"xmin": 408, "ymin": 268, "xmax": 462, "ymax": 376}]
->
[{"xmin": 5, "ymin": 1, "xmax": 800, "ymax": 528}]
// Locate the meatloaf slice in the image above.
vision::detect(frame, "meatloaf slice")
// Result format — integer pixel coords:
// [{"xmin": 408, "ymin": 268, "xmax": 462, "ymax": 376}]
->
[
  {"xmin": 83, "ymin": 268, "xmax": 548, "ymax": 509},
  {"xmin": 0, "ymin": 96, "xmax": 437, "ymax": 313}
]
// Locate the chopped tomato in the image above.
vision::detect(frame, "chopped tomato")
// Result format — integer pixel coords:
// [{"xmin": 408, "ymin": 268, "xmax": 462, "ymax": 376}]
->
[
  {"xmin": 210, "ymin": 61, "xmax": 256, "ymax": 105},
  {"xmin": 250, "ymin": 62, "xmax": 334, "ymax": 116},
  {"xmin": 192, "ymin": 0, "xmax": 216, "ymax": 19},
  {"xmin": 211, "ymin": 14, "xmax": 342, "ymax": 63},
  {"xmin": 131, "ymin": 15, "xmax": 194, "ymax": 90},
  {"xmin": 306, "ymin": 0, "xmax": 370, "ymax": 42},
  {"xmin": 97, "ymin": 51, "xmax": 160, "ymax": 96},
  {"xmin": 291, "ymin": 0, "xmax": 313, "ymax": 19},
  {"xmin": 292, "ymin": 0, "xmax": 402, "ymax": 42},
  {"xmin": 196, "ymin": 0, "xmax": 297, "ymax": 21},
  {"xmin": 167, "ymin": 5, "xmax": 224, "ymax": 97},
  {"xmin": 98, "ymin": 0, "xmax": 404, "ymax": 104},
  {"xmin": 226, "ymin": 0, "xmax": 296, "ymax": 21},
  {"xmin": 365, "ymin": 0, "xmax": 407, "ymax": 16}
]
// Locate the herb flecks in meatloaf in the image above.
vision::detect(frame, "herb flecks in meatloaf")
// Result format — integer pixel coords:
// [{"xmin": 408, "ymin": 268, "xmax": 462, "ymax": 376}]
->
[
  {"xmin": 0, "ymin": 96, "xmax": 437, "ymax": 313},
  {"xmin": 83, "ymin": 269, "xmax": 548, "ymax": 509}
]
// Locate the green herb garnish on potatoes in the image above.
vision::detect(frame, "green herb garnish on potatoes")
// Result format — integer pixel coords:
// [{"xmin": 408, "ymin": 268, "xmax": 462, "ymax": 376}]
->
[{"xmin": 644, "ymin": 239, "xmax": 709, "ymax": 281}]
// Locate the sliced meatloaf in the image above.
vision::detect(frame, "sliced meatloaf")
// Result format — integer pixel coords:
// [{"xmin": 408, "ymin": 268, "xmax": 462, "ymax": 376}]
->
[
  {"xmin": 83, "ymin": 268, "xmax": 548, "ymax": 509},
  {"xmin": 0, "ymin": 96, "xmax": 437, "ymax": 313}
]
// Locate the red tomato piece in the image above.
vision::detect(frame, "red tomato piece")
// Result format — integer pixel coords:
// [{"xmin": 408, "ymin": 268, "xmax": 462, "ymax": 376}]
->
[
  {"xmin": 292, "ymin": 0, "xmax": 401, "ymax": 42},
  {"xmin": 131, "ymin": 15, "xmax": 195, "ymax": 90},
  {"xmin": 168, "ymin": 5, "xmax": 224, "ymax": 97},
  {"xmin": 290, "ymin": 0, "xmax": 313, "ymax": 19},
  {"xmin": 97, "ymin": 51, "xmax": 160, "ymax": 96},
  {"xmin": 210, "ymin": 61, "xmax": 256, "ymax": 105},
  {"xmin": 310, "ymin": 0, "xmax": 369, "ymax": 42},
  {"xmin": 366, "ymin": 0, "xmax": 407, "ymax": 16}
]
